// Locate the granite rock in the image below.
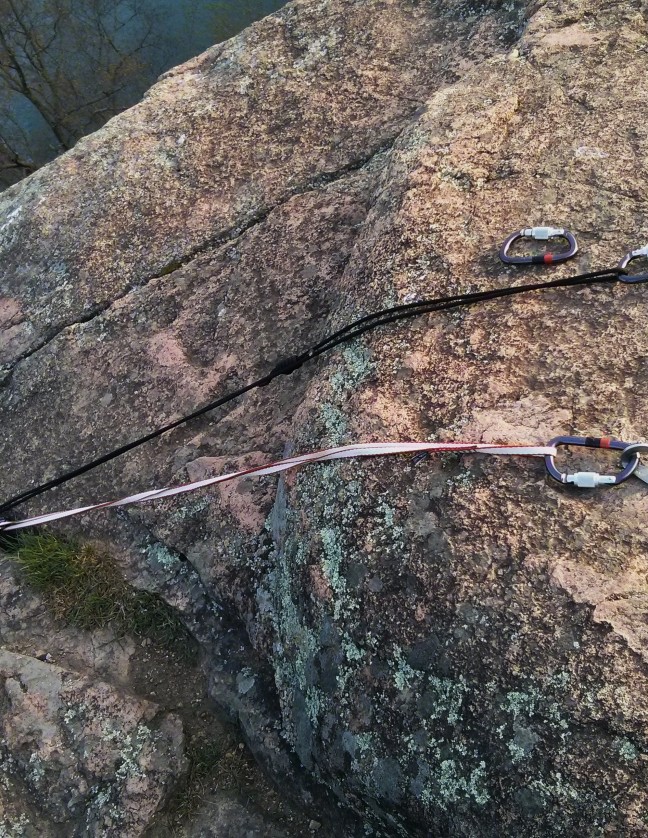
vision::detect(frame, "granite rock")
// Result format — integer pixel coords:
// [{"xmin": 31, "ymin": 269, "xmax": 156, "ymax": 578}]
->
[{"xmin": 2, "ymin": 0, "xmax": 648, "ymax": 835}]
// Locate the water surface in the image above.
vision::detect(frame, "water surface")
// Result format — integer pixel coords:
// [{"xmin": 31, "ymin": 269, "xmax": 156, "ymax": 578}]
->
[{"xmin": 0, "ymin": 0, "xmax": 287, "ymax": 188}]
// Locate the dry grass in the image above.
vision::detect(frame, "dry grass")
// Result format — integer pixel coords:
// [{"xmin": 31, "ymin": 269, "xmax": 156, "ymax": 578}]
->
[{"xmin": 166, "ymin": 731, "xmax": 261, "ymax": 823}]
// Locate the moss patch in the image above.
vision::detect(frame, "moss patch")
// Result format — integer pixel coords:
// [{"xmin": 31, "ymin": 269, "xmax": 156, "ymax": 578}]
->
[{"xmin": 3, "ymin": 532, "xmax": 193, "ymax": 653}]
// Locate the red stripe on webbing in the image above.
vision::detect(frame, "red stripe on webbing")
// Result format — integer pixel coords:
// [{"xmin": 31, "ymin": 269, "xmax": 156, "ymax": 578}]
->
[
  {"xmin": 0, "ymin": 440, "xmax": 557, "ymax": 533},
  {"xmin": 600, "ymin": 437, "xmax": 612, "ymax": 449},
  {"xmin": 543, "ymin": 253, "xmax": 554, "ymax": 264}
]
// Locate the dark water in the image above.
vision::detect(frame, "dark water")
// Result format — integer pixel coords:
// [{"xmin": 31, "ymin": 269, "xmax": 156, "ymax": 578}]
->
[
  {"xmin": 163, "ymin": 0, "xmax": 287, "ymax": 67},
  {"xmin": 1, "ymin": 0, "xmax": 287, "ymax": 188}
]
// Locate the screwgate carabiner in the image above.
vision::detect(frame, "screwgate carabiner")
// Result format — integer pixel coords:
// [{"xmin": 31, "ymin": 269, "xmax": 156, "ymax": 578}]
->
[
  {"xmin": 545, "ymin": 436, "xmax": 640, "ymax": 488},
  {"xmin": 500, "ymin": 227, "xmax": 579, "ymax": 265},
  {"xmin": 618, "ymin": 245, "xmax": 648, "ymax": 283}
]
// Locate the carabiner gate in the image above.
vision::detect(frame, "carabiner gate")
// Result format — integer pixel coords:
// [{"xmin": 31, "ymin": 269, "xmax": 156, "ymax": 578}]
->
[
  {"xmin": 618, "ymin": 245, "xmax": 648, "ymax": 284},
  {"xmin": 500, "ymin": 227, "xmax": 579, "ymax": 265}
]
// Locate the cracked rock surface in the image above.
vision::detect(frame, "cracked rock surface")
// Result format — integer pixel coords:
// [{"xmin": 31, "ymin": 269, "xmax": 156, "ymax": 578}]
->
[
  {"xmin": 0, "ymin": 648, "xmax": 185, "ymax": 836},
  {"xmin": 2, "ymin": 0, "xmax": 648, "ymax": 835}
]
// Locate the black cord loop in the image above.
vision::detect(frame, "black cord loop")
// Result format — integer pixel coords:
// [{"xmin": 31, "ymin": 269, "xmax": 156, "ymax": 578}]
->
[{"xmin": 0, "ymin": 266, "xmax": 623, "ymax": 514}]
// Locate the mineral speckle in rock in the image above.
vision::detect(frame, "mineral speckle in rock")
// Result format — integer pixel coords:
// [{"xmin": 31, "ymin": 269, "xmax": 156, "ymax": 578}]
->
[{"xmin": 2, "ymin": 0, "xmax": 648, "ymax": 835}]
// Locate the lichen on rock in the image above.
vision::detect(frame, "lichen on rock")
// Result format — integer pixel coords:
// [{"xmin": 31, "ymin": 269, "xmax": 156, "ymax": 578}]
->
[
  {"xmin": 0, "ymin": 650, "xmax": 185, "ymax": 835},
  {"xmin": 2, "ymin": 0, "xmax": 648, "ymax": 835}
]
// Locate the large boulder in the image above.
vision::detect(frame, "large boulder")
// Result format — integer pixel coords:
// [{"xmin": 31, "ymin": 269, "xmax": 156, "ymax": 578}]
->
[
  {"xmin": 2, "ymin": 0, "xmax": 648, "ymax": 834},
  {"xmin": 0, "ymin": 649, "xmax": 185, "ymax": 836}
]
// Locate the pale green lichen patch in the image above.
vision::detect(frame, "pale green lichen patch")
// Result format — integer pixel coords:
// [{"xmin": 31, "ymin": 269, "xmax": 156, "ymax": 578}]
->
[
  {"xmin": 347, "ymin": 732, "xmax": 379, "ymax": 778},
  {"xmin": 342, "ymin": 637, "xmax": 365, "ymax": 662},
  {"xmin": 528, "ymin": 771, "xmax": 590, "ymax": 805},
  {"xmin": 418, "ymin": 675, "xmax": 468, "ymax": 726},
  {"xmin": 262, "ymin": 488, "xmax": 323, "ymax": 739},
  {"xmin": 320, "ymin": 344, "xmax": 374, "ymax": 444},
  {"xmin": 319, "ymin": 402, "xmax": 348, "ymax": 445},
  {"xmin": 262, "ymin": 457, "xmax": 380, "ymax": 752},
  {"xmin": 166, "ymin": 495, "xmax": 212, "ymax": 525},
  {"xmin": 391, "ymin": 646, "xmax": 419, "ymax": 692},
  {"xmin": 508, "ymin": 724, "xmax": 540, "ymax": 764},
  {"xmin": 446, "ymin": 467, "xmax": 475, "ymax": 491},
  {"xmin": 0, "ymin": 813, "xmax": 30, "ymax": 838},
  {"xmin": 433, "ymin": 758, "xmax": 490, "ymax": 807},
  {"xmin": 501, "ymin": 678, "xmax": 570, "ymax": 736},
  {"xmin": 145, "ymin": 542, "xmax": 180, "ymax": 570},
  {"xmin": 617, "ymin": 739, "xmax": 639, "ymax": 762},
  {"xmin": 414, "ymin": 735, "xmax": 491, "ymax": 812},
  {"xmin": 329, "ymin": 345, "xmax": 374, "ymax": 399},
  {"xmin": 321, "ymin": 528, "xmax": 346, "ymax": 594},
  {"xmin": 26, "ymin": 753, "xmax": 45, "ymax": 786},
  {"xmin": 503, "ymin": 690, "xmax": 537, "ymax": 720},
  {"xmin": 114, "ymin": 724, "xmax": 151, "ymax": 782}
]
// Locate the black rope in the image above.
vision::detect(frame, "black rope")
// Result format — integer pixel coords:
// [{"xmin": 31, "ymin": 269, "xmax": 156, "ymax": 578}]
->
[{"xmin": 0, "ymin": 266, "xmax": 623, "ymax": 514}]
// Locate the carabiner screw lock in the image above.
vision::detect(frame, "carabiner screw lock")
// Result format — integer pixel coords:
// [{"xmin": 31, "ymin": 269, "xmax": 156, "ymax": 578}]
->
[
  {"xmin": 545, "ymin": 436, "xmax": 640, "ymax": 488},
  {"xmin": 500, "ymin": 227, "xmax": 579, "ymax": 265}
]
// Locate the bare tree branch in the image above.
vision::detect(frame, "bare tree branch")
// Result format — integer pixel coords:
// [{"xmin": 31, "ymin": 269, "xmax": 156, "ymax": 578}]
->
[{"xmin": 0, "ymin": 0, "xmax": 168, "ymax": 188}]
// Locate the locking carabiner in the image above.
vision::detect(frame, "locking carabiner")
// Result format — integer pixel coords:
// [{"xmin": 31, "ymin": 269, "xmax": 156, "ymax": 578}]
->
[
  {"xmin": 545, "ymin": 435, "xmax": 640, "ymax": 488},
  {"xmin": 618, "ymin": 245, "xmax": 648, "ymax": 284},
  {"xmin": 500, "ymin": 227, "xmax": 579, "ymax": 265}
]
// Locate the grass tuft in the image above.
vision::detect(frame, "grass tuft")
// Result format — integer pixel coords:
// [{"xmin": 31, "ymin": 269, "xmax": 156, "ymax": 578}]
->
[
  {"xmin": 167, "ymin": 732, "xmax": 259, "ymax": 822},
  {"xmin": 4, "ymin": 532, "xmax": 194, "ymax": 653}
]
